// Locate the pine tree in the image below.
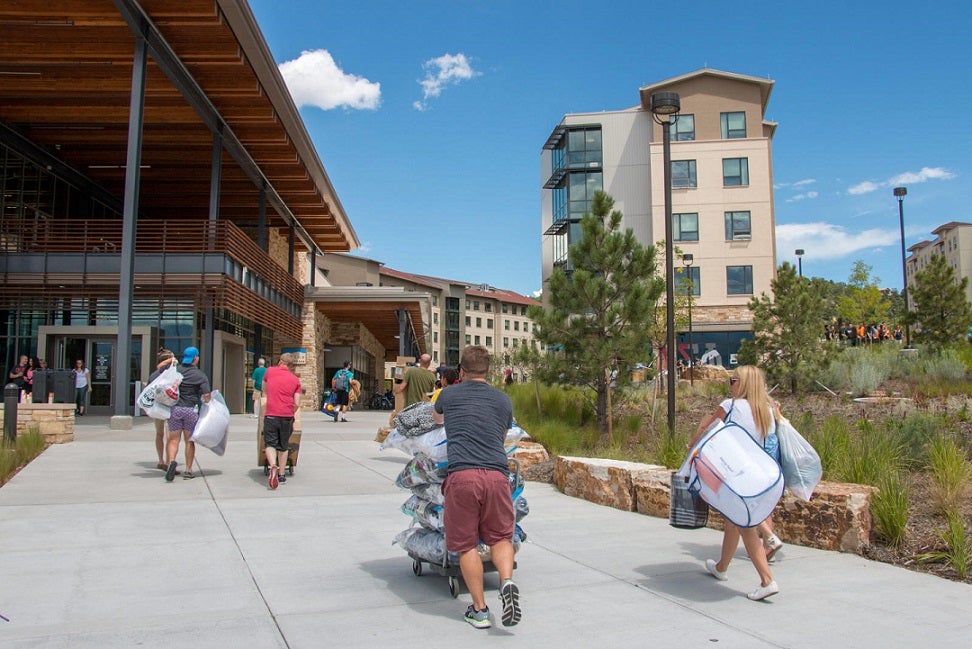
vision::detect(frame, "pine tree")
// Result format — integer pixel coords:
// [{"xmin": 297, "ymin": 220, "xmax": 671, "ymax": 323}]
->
[
  {"xmin": 738, "ymin": 262, "xmax": 828, "ymax": 392},
  {"xmin": 905, "ymin": 253, "xmax": 972, "ymax": 349},
  {"xmin": 528, "ymin": 191, "xmax": 663, "ymax": 436}
]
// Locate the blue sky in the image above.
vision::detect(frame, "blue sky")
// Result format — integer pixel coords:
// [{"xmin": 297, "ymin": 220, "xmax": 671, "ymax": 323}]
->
[{"xmin": 248, "ymin": 0, "xmax": 971, "ymax": 296}]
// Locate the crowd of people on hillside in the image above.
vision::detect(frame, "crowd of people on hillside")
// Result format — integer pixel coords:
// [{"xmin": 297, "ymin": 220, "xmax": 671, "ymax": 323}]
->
[{"xmin": 824, "ymin": 322, "xmax": 903, "ymax": 345}]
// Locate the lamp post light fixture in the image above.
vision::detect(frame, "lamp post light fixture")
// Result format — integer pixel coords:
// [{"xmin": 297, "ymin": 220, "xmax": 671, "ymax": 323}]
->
[
  {"xmin": 795, "ymin": 248, "xmax": 804, "ymax": 277},
  {"xmin": 650, "ymin": 90, "xmax": 681, "ymax": 438},
  {"xmin": 683, "ymin": 253, "xmax": 694, "ymax": 386},
  {"xmin": 894, "ymin": 186, "xmax": 910, "ymax": 347}
]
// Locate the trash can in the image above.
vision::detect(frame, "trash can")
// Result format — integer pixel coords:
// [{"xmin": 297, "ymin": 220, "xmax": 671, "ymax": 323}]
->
[{"xmin": 52, "ymin": 370, "xmax": 75, "ymax": 404}]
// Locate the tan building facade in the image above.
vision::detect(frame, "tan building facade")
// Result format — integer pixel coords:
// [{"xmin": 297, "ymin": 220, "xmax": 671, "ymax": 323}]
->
[
  {"xmin": 906, "ymin": 221, "xmax": 972, "ymax": 308},
  {"xmin": 540, "ymin": 69, "xmax": 778, "ymax": 365}
]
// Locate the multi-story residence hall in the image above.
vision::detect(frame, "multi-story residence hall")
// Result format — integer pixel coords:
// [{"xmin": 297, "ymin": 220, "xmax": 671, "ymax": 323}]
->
[
  {"xmin": 0, "ymin": 1, "xmax": 429, "ymax": 418},
  {"xmin": 906, "ymin": 222, "xmax": 972, "ymax": 309},
  {"xmin": 540, "ymin": 69, "xmax": 778, "ymax": 366}
]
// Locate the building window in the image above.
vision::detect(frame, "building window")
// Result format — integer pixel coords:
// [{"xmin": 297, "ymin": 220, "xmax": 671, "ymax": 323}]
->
[
  {"xmin": 476, "ymin": 317, "xmax": 482, "ymax": 327},
  {"xmin": 725, "ymin": 211, "xmax": 752, "ymax": 240},
  {"xmin": 484, "ymin": 303, "xmax": 492, "ymax": 312},
  {"xmin": 473, "ymin": 300, "xmax": 480, "ymax": 311},
  {"xmin": 487, "ymin": 319, "xmax": 493, "ymax": 328},
  {"xmin": 676, "ymin": 266, "xmax": 701, "ymax": 296},
  {"xmin": 474, "ymin": 335, "xmax": 480, "ymax": 345},
  {"xmin": 567, "ymin": 127, "xmax": 603, "ymax": 167},
  {"xmin": 486, "ymin": 336, "xmax": 492, "ymax": 346},
  {"xmin": 502, "ymin": 304, "xmax": 508, "ymax": 314},
  {"xmin": 433, "ymin": 312, "xmax": 438, "ymax": 324},
  {"xmin": 465, "ymin": 299, "xmax": 470, "ymax": 309},
  {"xmin": 721, "ymin": 112, "xmax": 747, "ymax": 139},
  {"xmin": 727, "ymin": 265, "xmax": 754, "ymax": 294},
  {"xmin": 723, "ymin": 158, "xmax": 749, "ymax": 186},
  {"xmin": 503, "ymin": 337, "xmax": 509, "ymax": 348},
  {"xmin": 465, "ymin": 335, "xmax": 471, "ymax": 344},
  {"xmin": 514, "ymin": 321, "xmax": 520, "ymax": 331},
  {"xmin": 673, "ymin": 213, "xmax": 699, "ymax": 241},
  {"xmin": 504, "ymin": 320, "xmax": 510, "ymax": 330},
  {"xmin": 465, "ymin": 316, "xmax": 471, "ymax": 326},
  {"xmin": 672, "ymin": 160, "xmax": 697, "ymax": 188},
  {"xmin": 520, "ymin": 306, "xmax": 527, "ymax": 316},
  {"xmin": 672, "ymin": 114, "xmax": 695, "ymax": 141},
  {"xmin": 568, "ymin": 171, "xmax": 603, "ymax": 219},
  {"xmin": 433, "ymin": 331, "xmax": 438, "ymax": 343},
  {"xmin": 512, "ymin": 338, "xmax": 519, "ymax": 347},
  {"xmin": 432, "ymin": 296, "xmax": 438, "ymax": 306}
]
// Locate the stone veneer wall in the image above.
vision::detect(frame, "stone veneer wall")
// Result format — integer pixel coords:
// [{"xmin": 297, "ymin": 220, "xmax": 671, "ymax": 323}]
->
[
  {"xmin": 691, "ymin": 304, "xmax": 752, "ymax": 326},
  {"xmin": 0, "ymin": 404, "xmax": 74, "ymax": 444},
  {"xmin": 555, "ymin": 455, "xmax": 875, "ymax": 554}
]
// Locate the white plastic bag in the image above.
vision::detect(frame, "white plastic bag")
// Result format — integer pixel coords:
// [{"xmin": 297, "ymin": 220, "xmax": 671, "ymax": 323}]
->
[
  {"xmin": 191, "ymin": 390, "xmax": 230, "ymax": 456},
  {"xmin": 776, "ymin": 416, "xmax": 822, "ymax": 501},
  {"xmin": 137, "ymin": 365, "xmax": 182, "ymax": 419}
]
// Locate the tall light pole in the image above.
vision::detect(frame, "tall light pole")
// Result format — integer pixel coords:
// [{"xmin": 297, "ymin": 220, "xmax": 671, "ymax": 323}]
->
[
  {"xmin": 651, "ymin": 90, "xmax": 680, "ymax": 438},
  {"xmin": 795, "ymin": 248, "xmax": 804, "ymax": 277},
  {"xmin": 894, "ymin": 186, "xmax": 910, "ymax": 347},
  {"xmin": 683, "ymin": 253, "xmax": 694, "ymax": 386}
]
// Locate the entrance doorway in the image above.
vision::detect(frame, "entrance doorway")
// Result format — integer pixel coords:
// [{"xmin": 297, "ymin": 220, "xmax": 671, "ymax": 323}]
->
[{"xmin": 39, "ymin": 326, "xmax": 157, "ymax": 416}]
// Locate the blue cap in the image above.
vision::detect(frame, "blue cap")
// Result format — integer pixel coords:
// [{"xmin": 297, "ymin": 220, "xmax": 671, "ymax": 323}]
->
[{"xmin": 182, "ymin": 346, "xmax": 200, "ymax": 364}]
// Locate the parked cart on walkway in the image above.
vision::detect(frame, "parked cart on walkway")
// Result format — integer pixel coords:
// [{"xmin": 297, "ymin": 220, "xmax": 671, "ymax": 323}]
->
[{"xmin": 257, "ymin": 409, "xmax": 301, "ymax": 476}]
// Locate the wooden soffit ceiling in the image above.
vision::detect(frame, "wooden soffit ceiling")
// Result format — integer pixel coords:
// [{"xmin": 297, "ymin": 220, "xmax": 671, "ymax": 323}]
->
[
  {"xmin": 0, "ymin": 0, "xmax": 357, "ymax": 253},
  {"xmin": 309, "ymin": 290, "xmax": 428, "ymax": 355}
]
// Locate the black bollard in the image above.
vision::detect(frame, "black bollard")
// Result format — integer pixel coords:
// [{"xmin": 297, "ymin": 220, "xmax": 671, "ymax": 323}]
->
[{"xmin": 4, "ymin": 383, "xmax": 20, "ymax": 446}]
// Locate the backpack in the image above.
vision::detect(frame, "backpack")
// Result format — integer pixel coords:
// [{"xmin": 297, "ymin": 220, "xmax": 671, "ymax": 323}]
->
[{"xmin": 333, "ymin": 369, "xmax": 349, "ymax": 391}]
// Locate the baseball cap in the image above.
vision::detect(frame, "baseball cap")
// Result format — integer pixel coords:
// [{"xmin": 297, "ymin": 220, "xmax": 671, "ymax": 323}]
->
[{"xmin": 182, "ymin": 346, "xmax": 200, "ymax": 364}]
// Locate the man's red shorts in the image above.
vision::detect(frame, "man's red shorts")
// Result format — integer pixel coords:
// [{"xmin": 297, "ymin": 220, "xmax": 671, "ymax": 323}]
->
[{"xmin": 443, "ymin": 468, "xmax": 514, "ymax": 553}]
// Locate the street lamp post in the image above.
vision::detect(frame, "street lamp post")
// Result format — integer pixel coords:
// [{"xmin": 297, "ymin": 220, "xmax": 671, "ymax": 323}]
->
[
  {"xmin": 650, "ymin": 91, "xmax": 681, "ymax": 438},
  {"xmin": 795, "ymin": 248, "xmax": 804, "ymax": 277},
  {"xmin": 683, "ymin": 253, "xmax": 694, "ymax": 386},
  {"xmin": 894, "ymin": 187, "xmax": 910, "ymax": 347}
]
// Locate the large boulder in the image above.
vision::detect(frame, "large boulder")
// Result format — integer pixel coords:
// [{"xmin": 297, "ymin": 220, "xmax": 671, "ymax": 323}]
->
[{"xmin": 554, "ymin": 456, "xmax": 667, "ymax": 512}]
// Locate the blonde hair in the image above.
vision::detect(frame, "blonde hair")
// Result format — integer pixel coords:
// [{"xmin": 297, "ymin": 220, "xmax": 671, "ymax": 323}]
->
[{"xmin": 732, "ymin": 365, "xmax": 773, "ymax": 437}]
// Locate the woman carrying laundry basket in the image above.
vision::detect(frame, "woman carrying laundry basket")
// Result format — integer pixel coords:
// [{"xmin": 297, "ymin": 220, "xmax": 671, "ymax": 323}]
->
[{"xmin": 687, "ymin": 365, "xmax": 782, "ymax": 601}]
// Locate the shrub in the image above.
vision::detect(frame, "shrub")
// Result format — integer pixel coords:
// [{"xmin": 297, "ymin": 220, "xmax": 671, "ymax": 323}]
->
[
  {"xmin": 919, "ymin": 512, "xmax": 971, "ymax": 579},
  {"xmin": 807, "ymin": 414, "xmax": 851, "ymax": 480},
  {"xmin": 922, "ymin": 349, "xmax": 967, "ymax": 383},
  {"xmin": 926, "ymin": 434, "xmax": 972, "ymax": 516},
  {"xmin": 837, "ymin": 420, "xmax": 905, "ymax": 486},
  {"xmin": 652, "ymin": 428, "xmax": 693, "ymax": 470},
  {"xmin": 871, "ymin": 473, "xmax": 909, "ymax": 548}
]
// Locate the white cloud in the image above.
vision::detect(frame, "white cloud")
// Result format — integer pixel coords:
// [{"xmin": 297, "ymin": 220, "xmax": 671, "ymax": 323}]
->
[
  {"xmin": 786, "ymin": 191, "xmax": 819, "ymax": 202},
  {"xmin": 792, "ymin": 179, "xmax": 816, "ymax": 187},
  {"xmin": 776, "ymin": 222, "xmax": 899, "ymax": 260},
  {"xmin": 413, "ymin": 53, "xmax": 478, "ymax": 111},
  {"xmin": 848, "ymin": 166, "xmax": 955, "ymax": 195},
  {"xmin": 278, "ymin": 49, "xmax": 380, "ymax": 111}
]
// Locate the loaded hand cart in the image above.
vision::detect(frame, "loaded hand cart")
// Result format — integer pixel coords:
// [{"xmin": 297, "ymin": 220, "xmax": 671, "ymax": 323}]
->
[
  {"xmin": 257, "ymin": 407, "xmax": 301, "ymax": 476},
  {"xmin": 403, "ymin": 458, "xmax": 524, "ymax": 598}
]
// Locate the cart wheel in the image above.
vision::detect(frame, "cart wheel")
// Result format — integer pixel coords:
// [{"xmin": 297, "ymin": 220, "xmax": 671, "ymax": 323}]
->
[
  {"xmin": 412, "ymin": 559, "xmax": 422, "ymax": 576},
  {"xmin": 448, "ymin": 576, "xmax": 459, "ymax": 598},
  {"xmin": 263, "ymin": 465, "xmax": 269, "ymax": 476}
]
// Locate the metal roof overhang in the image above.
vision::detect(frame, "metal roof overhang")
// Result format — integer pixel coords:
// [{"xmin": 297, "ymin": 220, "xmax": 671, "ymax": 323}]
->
[
  {"xmin": 306, "ymin": 287, "xmax": 430, "ymax": 356},
  {"xmin": 0, "ymin": 0, "xmax": 358, "ymax": 254}
]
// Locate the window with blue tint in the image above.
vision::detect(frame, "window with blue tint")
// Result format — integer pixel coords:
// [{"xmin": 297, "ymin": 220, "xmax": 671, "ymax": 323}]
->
[
  {"xmin": 727, "ymin": 265, "xmax": 753, "ymax": 294},
  {"xmin": 568, "ymin": 171, "xmax": 602, "ymax": 218},
  {"xmin": 676, "ymin": 266, "xmax": 701, "ymax": 295},
  {"xmin": 672, "ymin": 114, "xmax": 695, "ymax": 141},
  {"xmin": 725, "ymin": 211, "xmax": 752, "ymax": 240},
  {"xmin": 721, "ymin": 112, "xmax": 747, "ymax": 139},
  {"xmin": 722, "ymin": 158, "xmax": 749, "ymax": 186},
  {"xmin": 567, "ymin": 127, "xmax": 602, "ymax": 167},
  {"xmin": 673, "ymin": 212, "xmax": 699, "ymax": 241},
  {"xmin": 671, "ymin": 160, "xmax": 697, "ymax": 188}
]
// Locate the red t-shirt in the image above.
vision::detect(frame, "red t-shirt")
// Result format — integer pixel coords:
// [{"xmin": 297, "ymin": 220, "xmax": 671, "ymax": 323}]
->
[{"xmin": 262, "ymin": 365, "xmax": 301, "ymax": 417}]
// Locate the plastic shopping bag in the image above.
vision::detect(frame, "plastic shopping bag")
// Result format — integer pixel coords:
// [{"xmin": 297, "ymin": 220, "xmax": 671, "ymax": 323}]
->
[
  {"xmin": 776, "ymin": 416, "xmax": 822, "ymax": 501},
  {"xmin": 137, "ymin": 365, "xmax": 182, "ymax": 419},
  {"xmin": 191, "ymin": 390, "xmax": 230, "ymax": 456}
]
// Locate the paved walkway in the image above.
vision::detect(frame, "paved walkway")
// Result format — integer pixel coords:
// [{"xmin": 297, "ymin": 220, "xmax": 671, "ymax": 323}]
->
[{"xmin": 1, "ymin": 409, "xmax": 970, "ymax": 648}]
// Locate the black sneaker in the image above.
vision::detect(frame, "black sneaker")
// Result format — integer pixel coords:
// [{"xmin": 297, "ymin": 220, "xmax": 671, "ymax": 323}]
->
[
  {"xmin": 165, "ymin": 461, "xmax": 177, "ymax": 482},
  {"xmin": 464, "ymin": 605, "xmax": 491, "ymax": 629},
  {"xmin": 499, "ymin": 580, "xmax": 521, "ymax": 626},
  {"xmin": 278, "ymin": 473, "xmax": 287, "ymax": 483}
]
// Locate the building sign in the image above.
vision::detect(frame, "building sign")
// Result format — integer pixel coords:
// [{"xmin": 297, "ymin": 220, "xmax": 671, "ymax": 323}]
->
[{"xmin": 281, "ymin": 347, "xmax": 307, "ymax": 365}]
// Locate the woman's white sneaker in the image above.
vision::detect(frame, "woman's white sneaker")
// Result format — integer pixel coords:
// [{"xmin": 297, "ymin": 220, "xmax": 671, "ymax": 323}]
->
[{"xmin": 747, "ymin": 581, "xmax": 779, "ymax": 601}]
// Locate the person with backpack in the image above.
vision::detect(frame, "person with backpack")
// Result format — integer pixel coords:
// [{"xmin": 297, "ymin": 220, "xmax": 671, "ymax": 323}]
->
[{"xmin": 330, "ymin": 361, "xmax": 353, "ymax": 422}]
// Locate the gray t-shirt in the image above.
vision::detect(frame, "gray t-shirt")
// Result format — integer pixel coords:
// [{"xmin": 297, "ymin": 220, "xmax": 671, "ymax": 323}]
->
[
  {"xmin": 434, "ymin": 381, "xmax": 513, "ymax": 474},
  {"xmin": 175, "ymin": 364, "xmax": 210, "ymax": 409}
]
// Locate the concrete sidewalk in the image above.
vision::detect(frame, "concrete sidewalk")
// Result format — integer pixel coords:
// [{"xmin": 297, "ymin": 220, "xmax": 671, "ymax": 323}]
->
[{"xmin": 1, "ymin": 409, "xmax": 970, "ymax": 648}]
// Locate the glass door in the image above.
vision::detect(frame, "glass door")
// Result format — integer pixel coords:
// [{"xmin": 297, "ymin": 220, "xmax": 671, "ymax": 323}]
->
[{"xmin": 88, "ymin": 340, "xmax": 114, "ymax": 414}]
